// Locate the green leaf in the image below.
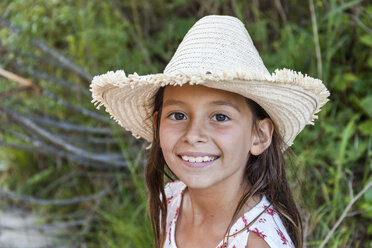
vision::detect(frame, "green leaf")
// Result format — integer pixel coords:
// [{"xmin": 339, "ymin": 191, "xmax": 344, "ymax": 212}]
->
[
  {"xmin": 322, "ymin": 0, "xmax": 363, "ymax": 20},
  {"xmin": 26, "ymin": 167, "xmax": 54, "ymax": 186},
  {"xmin": 335, "ymin": 73, "xmax": 358, "ymax": 91},
  {"xmin": 366, "ymin": 5, "xmax": 372, "ymax": 16},
  {"xmin": 360, "ymin": 34, "xmax": 372, "ymax": 47},
  {"xmin": 360, "ymin": 95, "xmax": 372, "ymax": 117},
  {"xmin": 338, "ymin": 115, "xmax": 358, "ymax": 166},
  {"xmin": 359, "ymin": 120, "xmax": 372, "ymax": 136},
  {"xmin": 364, "ymin": 187, "xmax": 372, "ymax": 203},
  {"xmin": 362, "ymin": 202, "xmax": 372, "ymax": 219},
  {"xmin": 368, "ymin": 57, "xmax": 372, "ymax": 68},
  {"xmin": 343, "ymin": 73, "xmax": 358, "ymax": 82}
]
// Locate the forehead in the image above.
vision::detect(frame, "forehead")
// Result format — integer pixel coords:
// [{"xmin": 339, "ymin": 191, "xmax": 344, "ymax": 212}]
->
[{"xmin": 162, "ymin": 84, "xmax": 247, "ymax": 104}]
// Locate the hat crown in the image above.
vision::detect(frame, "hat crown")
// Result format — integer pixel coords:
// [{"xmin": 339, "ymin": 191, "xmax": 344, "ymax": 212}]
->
[{"xmin": 164, "ymin": 15, "xmax": 270, "ymax": 76}]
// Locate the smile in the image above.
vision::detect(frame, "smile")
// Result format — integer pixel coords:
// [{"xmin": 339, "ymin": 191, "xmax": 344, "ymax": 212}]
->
[
  {"xmin": 177, "ymin": 154, "xmax": 219, "ymax": 168},
  {"xmin": 180, "ymin": 155, "xmax": 218, "ymax": 162}
]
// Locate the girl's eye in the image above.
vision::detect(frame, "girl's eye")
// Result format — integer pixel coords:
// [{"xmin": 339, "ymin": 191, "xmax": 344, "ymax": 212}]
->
[
  {"xmin": 169, "ymin": 112, "xmax": 186, "ymax": 120},
  {"xmin": 212, "ymin": 114, "xmax": 230, "ymax": 122}
]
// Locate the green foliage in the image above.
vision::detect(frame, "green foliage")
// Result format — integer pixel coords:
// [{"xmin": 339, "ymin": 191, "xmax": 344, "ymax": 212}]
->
[
  {"xmin": 0, "ymin": 0, "xmax": 371, "ymax": 247},
  {"xmin": 94, "ymin": 171, "xmax": 153, "ymax": 248}
]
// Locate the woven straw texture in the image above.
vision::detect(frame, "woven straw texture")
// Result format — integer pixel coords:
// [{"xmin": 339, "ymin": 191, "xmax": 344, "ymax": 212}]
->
[{"xmin": 90, "ymin": 15, "xmax": 330, "ymax": 149}]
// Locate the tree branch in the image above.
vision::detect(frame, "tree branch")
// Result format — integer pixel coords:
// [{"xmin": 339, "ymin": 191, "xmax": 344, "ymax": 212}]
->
[
  {"xmin": 0, "ymin": 107, "xmax": 125, "ymax": 167},
  {"xmin": 0, "ymin": 67, "xmax": 41, "ymax": 93},
  {"xmin": 0, "ymin": 66, "xmax": 108, "ymax": 123},
  {"xmin": 0, "ymin": 218, "xmax": 92, "ymax": 232},
  {"xmin": 0, "ymin": 86, "xmax": 33, "ymax": 98},
  {"xmin": 309, "ymin": 0, "xmax": 323, "ymax": 79},
  {"xmin": 0, "ymin": 107, "xmax": 101, "ymax": 160},
  {"xmin": 51, "ymin": 132, "xmax": 118, "ymax": 145},
  {"xmin": 274, "ymin": 0, "xmax": 288, "ymax": 23},
  {"xmin": 0, "ymin": 139, "xmax": 126, "ymax": 169},
  {"xmin": 42, "ymin": 89, "xmax": 110, "ymax": 123},
  {"xmin": 0, "ymin": 188, "xmax": 108, "ymax": 206},
  {"xmin": 0, "ymin": 18, "xmax": 93, "ymax": 81},
  {"xmin": 319, "ymin": 180, "xmax": 372, "ymax": 248},
  {"xmin": 12, "ymin": 61, "xmax": 88, "ymax": 96},
  {"xmin": 26, "ymin": 115, "xmax": 112, "ymax": 135}
]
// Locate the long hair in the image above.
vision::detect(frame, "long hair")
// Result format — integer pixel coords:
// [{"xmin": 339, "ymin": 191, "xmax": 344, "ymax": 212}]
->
[{"xmin": 145, "ymin": 86, "xmax": 303, "ymax": 248}]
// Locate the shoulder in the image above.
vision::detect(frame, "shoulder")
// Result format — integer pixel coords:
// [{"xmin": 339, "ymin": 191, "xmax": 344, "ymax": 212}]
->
[
  {"xmin": 247, "ymin": 232, "xmax": 270, "ymax": 248},
  {"xmin": 247, "ymin": 196, "xmax": 294, "ymax": 248}
]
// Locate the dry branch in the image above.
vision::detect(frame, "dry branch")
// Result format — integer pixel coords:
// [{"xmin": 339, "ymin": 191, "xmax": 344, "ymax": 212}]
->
[
  {"xmin": 51, "ymin": 132, "xmax": 118, "ymax": 145},
  {"xmin": 0, "ymin": 188, "xmax": 108, "ymax": 205},
  {"xmin": 13, "ymin": 61, "xmax": 88, "ymax": 96},
  {"xmin": 274, "ymin": 0, "xmax": 287, "ymax": 23},
  {"xmin": 0, "ymin": 18, "xmax": 93, "ymax": 81},
  {"xmin": 1, "ymin": 120, "xmax": 125, "ymax": 168},
  {"xmin": 0, "ymin": 139, "xmax": 125, "ymax": 169},
  {"xmin": 32, "ymin": 37, "xmax": 93, "ymax": 82},
  {"xmin": 319, "ymin": 180, "xmax": 372, "ymax": 248},
  {"xmin": 0, "ymin": 66, "xmax": 106, "ymax": 123},
  {"xmin": 0, "ymin": 68, "xmax": 41, "ymax": 93},
  {"xmin": 309, "ymin": 0, "xmax": 323, "ymax": 79},
  {"xmin": 1, "ymin": 106, "xmax": 90, "ymax": 157},
  {"xmin": 42, "ymin": 89, "xmax": 110, "ymax": 123},
  {"xmin": 0, "ymin": 107, "xmax": 126, "ymax": 167},
  {"xmin": 0, "ymin": 86, "xmax": 33, "ymax": 98},
  {"xmin": 349, "ymin": 3, "xmax": 372, "ymax": 34},
  {"xmin": 27, "ymin": 115, "xmax": 112, "ymax": 135},
  {"xmin": 0, "ymin": 218, "xmax": 92, "ymax": 232}
]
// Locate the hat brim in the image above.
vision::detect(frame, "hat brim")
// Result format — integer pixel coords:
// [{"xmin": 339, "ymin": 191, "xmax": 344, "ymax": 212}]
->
[{"xmin": 91, "ymin": 68, "xmax": 329, "ymax": 149}]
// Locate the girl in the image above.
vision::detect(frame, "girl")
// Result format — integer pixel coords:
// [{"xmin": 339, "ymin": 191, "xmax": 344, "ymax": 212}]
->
[{"xmin": 91, "ymin": 15, "xmax": 329, "ymax": 248}]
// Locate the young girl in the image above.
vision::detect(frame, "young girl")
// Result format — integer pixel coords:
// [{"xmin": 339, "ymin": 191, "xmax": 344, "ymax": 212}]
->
[{"xmin": 91, "ymin": 15, "xmax": 329, "ymax": 248}]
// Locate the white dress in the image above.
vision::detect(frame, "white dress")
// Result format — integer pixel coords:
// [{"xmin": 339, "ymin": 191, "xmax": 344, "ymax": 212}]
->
[{"xmin": 163, "ymin": 181, "xmax": 294, "ymax": 248}]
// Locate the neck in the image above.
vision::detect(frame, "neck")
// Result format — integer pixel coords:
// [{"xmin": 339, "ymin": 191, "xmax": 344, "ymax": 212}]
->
[{"xmin": 182, "ymin": 179, "xmax": 254, "ymax": 225}]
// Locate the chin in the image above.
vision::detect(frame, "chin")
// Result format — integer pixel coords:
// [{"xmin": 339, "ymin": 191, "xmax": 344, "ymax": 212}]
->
[{"xmin": 180, "ymin": 176, "xmax": 217, "ymax": 190}]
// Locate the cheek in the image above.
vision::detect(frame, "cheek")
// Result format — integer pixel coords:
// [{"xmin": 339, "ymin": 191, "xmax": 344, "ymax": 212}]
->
[
  {"xmin": 158, "ymin": 124, "xmax": 167, "ymax": 149},
  {"xmin": 159, "ymin": 122, "xmax": 180, "ymax": 151},
  {"xmin": 217, "ymin": 125, "xmax": 251, "ymax": 145},
  {"xmin": 159, "ymin": 124, "xmax": 180, "ymax": 173},
  {"xmin": 216, "ymin": 125, "xmax": 252, "ymax": 159}
]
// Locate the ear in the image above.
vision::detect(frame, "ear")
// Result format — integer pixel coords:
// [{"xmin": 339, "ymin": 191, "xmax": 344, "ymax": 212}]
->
[{"xmin": 250, "ymin": 118, "xmax": 274, "ymax": 156}]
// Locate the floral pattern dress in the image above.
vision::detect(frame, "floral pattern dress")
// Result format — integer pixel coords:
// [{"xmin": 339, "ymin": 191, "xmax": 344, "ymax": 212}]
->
[{"xmin": 163, "ymin": 181, "xmax": 294, "ymax": 248}]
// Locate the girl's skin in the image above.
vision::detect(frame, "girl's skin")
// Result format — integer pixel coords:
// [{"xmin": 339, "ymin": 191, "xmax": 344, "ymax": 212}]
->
[{"xmin": 156, "ymin": 84, "xmax": 274, "ymax": 248}]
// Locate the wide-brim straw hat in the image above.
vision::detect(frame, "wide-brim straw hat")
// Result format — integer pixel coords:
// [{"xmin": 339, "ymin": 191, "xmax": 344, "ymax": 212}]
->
[{"xmin": 90, "ymin": 15, "xmax": 330, "ymax": 149}]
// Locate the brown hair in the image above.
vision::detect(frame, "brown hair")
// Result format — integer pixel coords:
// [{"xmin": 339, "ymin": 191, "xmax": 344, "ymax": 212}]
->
[{"xmin": 145, "ymin": 86, "xmax": 303, "ymax": 248}]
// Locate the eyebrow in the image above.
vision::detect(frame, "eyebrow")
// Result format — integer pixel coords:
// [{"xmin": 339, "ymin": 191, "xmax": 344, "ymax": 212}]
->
[
  {"xmin": 163, "ymin": 99, "xmax": 241, "ymax": 112},
  {"xmin": 210, "ymin": 100, "xmax": 241, "ymax": 112},
  {"xmin": 163, "ymin": 99, "xmax": 186, "ymax": 107}
]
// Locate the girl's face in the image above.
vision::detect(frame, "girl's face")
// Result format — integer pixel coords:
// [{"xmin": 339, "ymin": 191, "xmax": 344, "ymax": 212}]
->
[{"xmin": 158, "ymin": 84, "xmax": 257, "ymax": 190}]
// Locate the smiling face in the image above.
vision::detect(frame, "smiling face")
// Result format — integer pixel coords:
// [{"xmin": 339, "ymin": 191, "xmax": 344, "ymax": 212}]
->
[{"xmin": 158, "ymin": 84, "xmax": 257, "ymax": 190}]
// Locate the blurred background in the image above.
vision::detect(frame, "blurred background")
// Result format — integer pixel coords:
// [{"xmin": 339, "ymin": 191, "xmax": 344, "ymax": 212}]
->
[{"xmin": 0, "ymin": 0, "xmax": 371, "ymax": 247}]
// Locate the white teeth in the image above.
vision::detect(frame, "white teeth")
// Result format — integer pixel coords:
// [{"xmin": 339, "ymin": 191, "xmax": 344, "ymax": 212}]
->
[{"xmin": 181, "ymin": 155, "xmax": 216, "ymax": 162}]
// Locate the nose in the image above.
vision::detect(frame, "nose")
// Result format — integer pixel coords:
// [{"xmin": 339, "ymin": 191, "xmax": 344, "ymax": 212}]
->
[{"xmin": 182, "ymin": 117, "xmax": 208, "ymax": 144}]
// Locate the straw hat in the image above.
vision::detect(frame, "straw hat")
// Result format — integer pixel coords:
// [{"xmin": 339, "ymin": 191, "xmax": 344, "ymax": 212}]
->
[{"xmin": 90, "ymin": 15, "xmax": 330, "ymax": 149}]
